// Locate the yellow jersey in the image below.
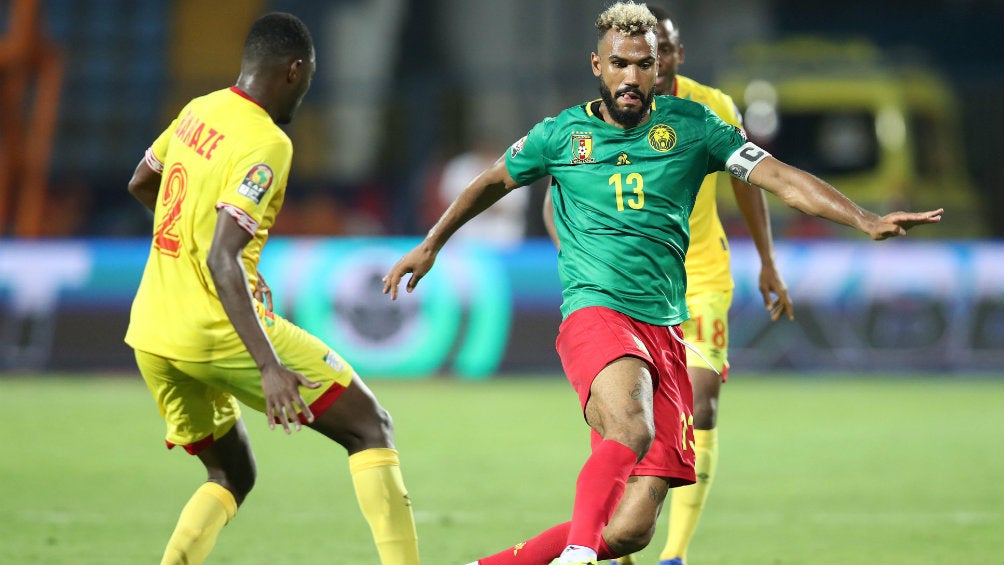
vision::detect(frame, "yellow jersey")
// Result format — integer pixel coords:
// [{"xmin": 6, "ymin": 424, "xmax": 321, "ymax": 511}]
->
[
  {"xmin": 674, "ymin": 75, "xmax": 743, "ymax": 297},
  {"xmin": 125, "ymin": 87, "xmax": 291, "ymax": 361}
]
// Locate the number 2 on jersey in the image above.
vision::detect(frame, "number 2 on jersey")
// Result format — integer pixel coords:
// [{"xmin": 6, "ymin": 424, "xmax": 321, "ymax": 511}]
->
[
  {"xmin": 610, "ymin": 172, "xmax": 644, "ymax": 211},
  {"xmin": 154, "ymin": 163, "xmax": 187, "ymax": 257}
]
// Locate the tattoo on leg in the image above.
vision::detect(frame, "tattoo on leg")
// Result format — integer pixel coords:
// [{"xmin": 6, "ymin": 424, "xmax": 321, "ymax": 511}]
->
[
  {"xmin": 648, "ymin": 484, "xmax": 661, "ymax": 502},
  {"xmin": 630, "ymin": 383, "xmax": 643, "ymax": 400}
]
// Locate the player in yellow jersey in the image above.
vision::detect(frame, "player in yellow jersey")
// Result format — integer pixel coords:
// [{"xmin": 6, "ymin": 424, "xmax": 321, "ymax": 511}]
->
[
  {"xmin": 124, "ymin": 13, "xmax": 419, "ymax": 565},
  {"xmin": 543, "ymin": 5, "xmax": 794, "ymax": 565}
]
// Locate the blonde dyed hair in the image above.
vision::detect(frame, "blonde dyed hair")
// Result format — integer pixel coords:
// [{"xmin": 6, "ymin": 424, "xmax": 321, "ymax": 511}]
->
[{"xmin": 595, "ymin": 1, "xmax": 657, "ymax": 39}]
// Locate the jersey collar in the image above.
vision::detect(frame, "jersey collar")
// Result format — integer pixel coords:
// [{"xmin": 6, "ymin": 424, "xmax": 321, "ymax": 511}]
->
[{"xmin": 229, "ymin": 86, "xmax": 267, "ymax": 111}]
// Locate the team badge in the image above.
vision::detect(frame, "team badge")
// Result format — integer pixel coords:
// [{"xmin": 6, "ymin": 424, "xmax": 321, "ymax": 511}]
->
[
  {"xmin": 570, "ymin": 132, "xmax": 595, "ymax": 164},
  {"xmin": 510, "ymin": 135, "xmax": 527, "ymax": 158},
  {"xmin": 238, "ymin": 163, "xmax": 273, "ymax": 204},
  {"xmin": 647, "ymin": 124, "xmax": 677, "ymax": 152}
]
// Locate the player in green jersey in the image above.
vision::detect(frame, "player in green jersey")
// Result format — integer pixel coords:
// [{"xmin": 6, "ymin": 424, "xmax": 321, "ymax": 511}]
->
[
  {"xmin": 541, "ymin": 5, "xmax": 791, "ymax": 565},
  {"xmin": 383, "ymin": 3, "xmax": 941, "ymax": 565}
]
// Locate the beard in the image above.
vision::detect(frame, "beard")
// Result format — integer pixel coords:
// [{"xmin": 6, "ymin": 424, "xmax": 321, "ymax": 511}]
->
[{"xmin": 599, "ymin": 81, "xmax": 654, "ymax": 129}]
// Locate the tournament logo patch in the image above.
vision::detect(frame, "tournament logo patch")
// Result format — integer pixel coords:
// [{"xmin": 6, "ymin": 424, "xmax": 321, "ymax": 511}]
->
[
  {"xmin": 237, "ymin": 163, "xmax": 273, "ymax": 204},
  {"xmin": 324, "ymin": 351, "xmax": 344, "ymax": 372},
  {"xmin": 570, "ymin": 132, "xmax": 595, "ymax": 164},
  {"xmin": 647, "ymin": 124, "xmax": 677, "ymax": 152},
  {"xmin": 510, "ymin": 136, "xmax": 527, "ymax": 158}
]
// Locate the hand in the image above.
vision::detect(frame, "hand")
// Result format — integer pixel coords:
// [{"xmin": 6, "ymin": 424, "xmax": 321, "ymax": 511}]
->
[
  {"xmin": 254, "ymin": 271, "xmax": 273, "ymax": 312},
  {"xmin": 867, "ymin": 208, "xmax": 943, "ymax": 240},
  {"xmin": 759, "ymin": 264, "xmax": 794, "ymax": 321},
  {"xmin": 382, "ymin": 245, "xmax": 438, "ymax": 300},
  {"xmin": 260, "ymin": 363, "xmax": 322, "ymax": 434}
]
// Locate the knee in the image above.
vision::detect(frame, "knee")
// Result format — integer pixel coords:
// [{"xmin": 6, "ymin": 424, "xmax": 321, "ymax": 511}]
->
[
  {"xmin": 605, "ymin": 419, "xmax": 654, "ymax": 460},
  {"xmin": 692, "ymin": 395, "xmax": 718, "ymax": 429},
  {"xmin": 369, "ymin": 404, "xmax": 395, "ymax": 443},
  {"xmin": 345, "ymin": 404, "xmax": 395, "ymax": 453},
  {"xmin": 210, "ymin": 467, "xmax": 255, "ymax": 504},
  {"xmin": 603, "ymin": 517, "xmax": 656, "ymax": 556}
]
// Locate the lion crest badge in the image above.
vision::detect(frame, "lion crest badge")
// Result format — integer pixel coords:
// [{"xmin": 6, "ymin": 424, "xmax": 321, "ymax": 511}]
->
[{"xmin": 647, "ymin": 124, "xmax": 677, "ymax": 152}]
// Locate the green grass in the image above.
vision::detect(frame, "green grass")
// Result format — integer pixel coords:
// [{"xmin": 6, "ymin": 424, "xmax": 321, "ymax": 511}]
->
[{"xmin": 1, "ymin": 374, "xmax": 1001, "ymax": 565}]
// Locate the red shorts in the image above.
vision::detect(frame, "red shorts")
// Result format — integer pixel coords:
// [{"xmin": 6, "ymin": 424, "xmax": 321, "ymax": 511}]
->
[{"xmin": 556, "ymin": 306, "xmax": 695, "ymax": 486}]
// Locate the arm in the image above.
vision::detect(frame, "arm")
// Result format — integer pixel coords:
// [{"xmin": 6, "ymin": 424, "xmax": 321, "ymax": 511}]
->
[
  {"xmin": 206, "ymin": 209, "xmax": 319, "ymax": 432},
  {"xmin": 383, "ymin": 153, "xmax": 519, "ymax": 299},
  {"xmin": 748, "ymin": 157, "xmax": 942, "ymax": 239},
  {"xmin": 730, "ymin": 177, "xmax": 793, "ymax": 321},
  {"xmin": 542, "ymin": 187, "xmax": 560, "ymax": 249},
  {"xmin": 127, "ymin": 159, "xmax": 161, "ymax": 212}
]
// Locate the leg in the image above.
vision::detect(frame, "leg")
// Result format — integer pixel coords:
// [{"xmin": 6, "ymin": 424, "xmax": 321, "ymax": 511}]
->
[
  {"xmin": 659, "ymin": 367, "xmax": 720, "ymax": 565},
  {"xmin": 309, "ymin": 374, "xmax": 419, "ymax": 565},
  {"xmin": 557, "ymin": 356, "xmax": 655, "ymax": 564},
  {"xmin": 660, "ymin": 290, "xmax": 730, "ymax": 565},
  {"xmin": 600, "ymin": 475, "xmax": 671, "ymax": 557},
  {"xmin": 160, "ymin": 420, "xmax": 254, "ymax": 565},
  {"xmin": 472, "ymin": 356, "xmax": 654, "ymax": 565},
  {"xmin": 135, "ymin": 350, "xmax": 249, "ymax": 565},
  {"xmin": 246, "ymin": 313, "xmax": 418, "ymax": 565}
]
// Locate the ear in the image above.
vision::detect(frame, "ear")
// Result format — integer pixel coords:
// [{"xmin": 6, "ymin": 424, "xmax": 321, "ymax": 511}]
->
[
  {"xmin": 287, "ymin": 59, "xmax": 303, "ymax": 83},
  {"xmin": 591, "ymin": 52, "xmax": 601, "ymax": 78},
  {"xmin": 677, "ymin": 44, "xmax": 685, "ymax": 65}
]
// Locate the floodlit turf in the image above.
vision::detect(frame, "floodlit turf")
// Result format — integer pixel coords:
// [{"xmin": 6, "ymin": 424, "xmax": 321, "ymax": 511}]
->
[{"xmin": 0, "ymin": 373, "xmax": 1001, "ymax": 565}]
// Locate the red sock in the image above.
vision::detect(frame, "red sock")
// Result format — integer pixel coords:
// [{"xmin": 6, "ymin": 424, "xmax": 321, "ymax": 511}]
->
[
  {"xmin": 566, "ymin": 439, "xmax": 637, "ymax": 551},
  {"xmin": 477, "ymin": 522, "xmax": 571, "ymax": 565},
  {"xmin": 596, "ymin": 536, "xmax": 617, "ymax": 560}
]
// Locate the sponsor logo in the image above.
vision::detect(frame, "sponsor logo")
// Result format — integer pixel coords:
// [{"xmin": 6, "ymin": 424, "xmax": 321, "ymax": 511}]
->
[
  {"xmin": 570, "ymin": 132, "xmax": 595, "ymax": 164},
  {"xmin": 616, "ymin": 152, "xmax": 632, "ymax": 165},
  {"xmin": 237, "ymin": 164, "xmax": 274, "ymax": 204},
  {"xmin": 510, "ymin": 135, "xmax": 527, "ymax": 158},
  {"xmin": 631, "ymin": 334, "xmax": 650, "ymax": 356},
  {"xmin": 512, "ymin": 542, "xmax": 527, "ymax": 556},
  {"xmin": 648, "ymin": 124, "xmax": 677, "ymax": 152}
]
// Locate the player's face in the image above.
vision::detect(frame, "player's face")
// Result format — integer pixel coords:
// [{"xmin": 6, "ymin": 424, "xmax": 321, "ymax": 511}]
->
[
  {"xmin": 654, "ymin": 19, "xmax": 683, "ymax": 95},
  {"xmin": 592, "ymin": 29, "xmax": 657, "ymax": 129},
  {"xmin": 277, "ymin": 50, "xmax": 316, "ymax": 124}
]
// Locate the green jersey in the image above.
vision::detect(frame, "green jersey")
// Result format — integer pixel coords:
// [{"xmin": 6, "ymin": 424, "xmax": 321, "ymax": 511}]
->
[{"xmin": 507, "ymin": 94, "xmax": 765, "ymax": 325}]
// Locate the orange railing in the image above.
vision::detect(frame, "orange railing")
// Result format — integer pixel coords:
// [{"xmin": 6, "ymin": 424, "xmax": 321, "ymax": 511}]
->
[{"xmin": 0, "ymin": 0, "xmax": 63, "ymax": 237}]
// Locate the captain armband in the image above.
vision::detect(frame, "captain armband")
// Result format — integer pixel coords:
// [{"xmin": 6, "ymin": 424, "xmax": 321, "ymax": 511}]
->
[{"xmin": 725, "ymin": 142, "xmax": 770, "ymax": 183}]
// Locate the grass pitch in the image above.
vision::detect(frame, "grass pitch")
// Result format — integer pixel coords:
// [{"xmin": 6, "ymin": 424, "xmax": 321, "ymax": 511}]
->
[{"xmin": 0, "ymin": 373, "xmax": 1001, "ymax": 565}]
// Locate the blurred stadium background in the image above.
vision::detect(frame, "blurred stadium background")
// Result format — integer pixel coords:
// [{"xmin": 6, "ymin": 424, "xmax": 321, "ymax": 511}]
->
[
  {"xmin": 0, "ymin": 0, "xmax": 1001, "ymax": 376},
  {"xmin": 1, "ymin": 2, "xmax": 1002, "ymax": 564}
]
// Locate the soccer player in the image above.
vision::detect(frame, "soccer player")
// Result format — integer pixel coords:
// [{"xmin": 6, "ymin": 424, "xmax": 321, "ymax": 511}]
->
[
  {"xmin": 383, "ymin": 3, "xmax": 941, "ymax": 565},
  {"xmin": 124, "ymin": 13, "xmax": 419, "ymax": 565},
  {"xmin": 542, "ymin": 6, "xmax": 794, "ymax": 565}
]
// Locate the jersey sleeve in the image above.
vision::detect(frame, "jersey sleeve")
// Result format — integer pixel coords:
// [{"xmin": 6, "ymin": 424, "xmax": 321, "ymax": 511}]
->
[
  {"xmin": 704, "ymin": 106, "xmax": 747, "ymax": 171},
  {"xmin": 144, "ymin": 115, "xmax": 181, "ymax": 174},
  {"xmin": 505, "ymin": 118, "xmax": 554, "ymax": 186},
  {"xmin": 216, "ymin": 139, "xmax": 292, "ymax": 235}
]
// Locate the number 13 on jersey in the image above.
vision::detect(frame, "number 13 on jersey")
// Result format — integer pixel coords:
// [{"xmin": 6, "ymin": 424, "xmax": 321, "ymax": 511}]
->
[{"xmin": 610, "ymin": 172, "xmax": 644, "ymax": 211}]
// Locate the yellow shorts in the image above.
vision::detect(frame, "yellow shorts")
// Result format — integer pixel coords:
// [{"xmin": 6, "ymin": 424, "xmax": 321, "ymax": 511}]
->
[
  {"xmin": 680, "ymin": 288, "xmax": 732, "ymax": 376},
  {"xmin": 135, "ymin": 305, "xmax": 356, "ymax": 454}
]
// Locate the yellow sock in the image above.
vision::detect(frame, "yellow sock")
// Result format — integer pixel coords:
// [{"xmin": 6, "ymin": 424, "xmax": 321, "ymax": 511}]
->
[
  {"xmin": 612, "ymin": 555, "xmax": 636, "ymax": 564},
  {"xmin": 349, "ymin": 448, "xmax": 420, "ymax": 565},
  {"xmin": 161, "ymin": 481, "xmax": 238, "ymax": 565},
  {"xmin": 661, "ymin": 427, "xmax": 718, "ymax": 563}
]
